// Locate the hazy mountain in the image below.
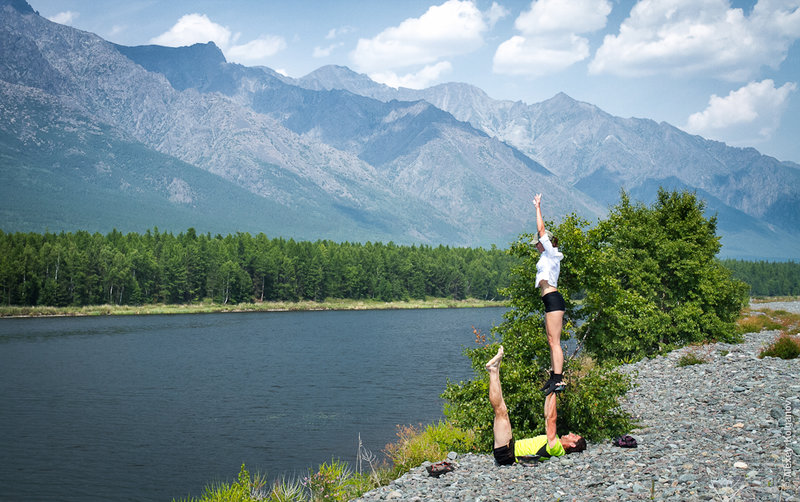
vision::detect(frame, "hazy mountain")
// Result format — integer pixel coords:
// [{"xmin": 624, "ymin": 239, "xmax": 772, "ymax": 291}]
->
[
  {"xmin": 1, "ymin": 0, "xmax": 798, "ymax": 259},
  {"xmin": 298, "ymin": 66, "xmax": 800, "ymax": 259}
]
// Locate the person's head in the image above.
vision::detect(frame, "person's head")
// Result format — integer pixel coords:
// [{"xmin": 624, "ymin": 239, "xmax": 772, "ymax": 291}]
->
[
  {"xmin": 532, "ymin": 230, "xmax": 557, "ymax": 252},
  {"xmin": 560, "ymin": 433, "xmax": 586, "ymax": 454}
]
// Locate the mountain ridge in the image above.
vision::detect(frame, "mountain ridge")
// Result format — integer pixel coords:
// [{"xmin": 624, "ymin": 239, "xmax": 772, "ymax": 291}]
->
[{"xmin": 1, "ymin": 0, "xmax": 798, "ymax": 259}]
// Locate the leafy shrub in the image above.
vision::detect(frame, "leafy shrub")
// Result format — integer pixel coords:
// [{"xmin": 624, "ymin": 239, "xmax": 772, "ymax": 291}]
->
[
  {"xmin": 759, "ymin": 334, "xmax": 800, "ymax": 360},
  {"xmin": 558, "ymin": 190, "xmax": 749, "ymax": 363},
  {"xmin": 677, "ymin": 352, "xmax": 707, "ymax": 367},
  {"xmin": 383, "ymin": 421, "xmax": 474, "ymax": 474}
]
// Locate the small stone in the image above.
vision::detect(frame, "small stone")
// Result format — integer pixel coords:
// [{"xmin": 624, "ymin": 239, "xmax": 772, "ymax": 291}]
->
[
  {"xmin": 447, "ymin": 451, "xmax": 458, "ymax": 460},
  {"xmin": 733, "ymin": 386, "xmax": 746, "ymax": 392},
  {"xmin": 732, "ymin": 423, "xmax": 744, "ymax": 428},
  {"xmin": 734, "ymin": 461, "xmax": 748, "ymax": 469},
  {"xmin": 386, "ymin": 490, "xmax": 403, "ymax": 499}
]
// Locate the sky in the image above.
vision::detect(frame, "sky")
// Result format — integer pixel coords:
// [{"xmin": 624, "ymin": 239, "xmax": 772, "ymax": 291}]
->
[{"xmin": 29, "ymin": 0, "xmax": 800, "ymax": 163}]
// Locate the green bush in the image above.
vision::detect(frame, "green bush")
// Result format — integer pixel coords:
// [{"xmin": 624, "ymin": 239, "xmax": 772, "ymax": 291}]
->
[
  {"xmin": 759, "ymin": 334, "xmax": 800, "ymax": 359},
  {"xmin": 558, "ymin": 190, "xmax": 749, "ymax": 363}
]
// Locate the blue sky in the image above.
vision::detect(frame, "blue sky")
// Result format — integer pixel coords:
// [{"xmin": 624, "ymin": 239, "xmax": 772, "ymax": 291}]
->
[{"xmin": 30, "ymin": 0, "xmax": 800, "ymax": 163}]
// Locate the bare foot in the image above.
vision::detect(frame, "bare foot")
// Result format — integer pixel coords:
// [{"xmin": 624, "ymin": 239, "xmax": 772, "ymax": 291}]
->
[{"xmin": 485, "ymin": 346, "xmax": 504, "ymax": 371}]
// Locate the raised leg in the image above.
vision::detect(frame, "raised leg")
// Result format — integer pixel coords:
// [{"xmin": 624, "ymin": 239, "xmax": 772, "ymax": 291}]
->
[{"xmin": 486, "ymin": 346, "xmax": 512, "ymax": 449}]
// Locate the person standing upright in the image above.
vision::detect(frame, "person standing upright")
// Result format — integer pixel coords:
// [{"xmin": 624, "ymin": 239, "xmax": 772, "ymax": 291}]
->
[{"xmin": 532, "ymin": 193, "xmax": 566, "ymax": 395}]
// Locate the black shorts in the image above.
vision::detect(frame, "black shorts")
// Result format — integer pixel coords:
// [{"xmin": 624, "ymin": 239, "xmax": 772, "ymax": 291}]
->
[
  {"xmin": 493, "ymin": 438, "xmax": 516, "ymax": 465},
  {"xmin": 542, "ymin": 291, "xmax": 566, "ymax": 312}
]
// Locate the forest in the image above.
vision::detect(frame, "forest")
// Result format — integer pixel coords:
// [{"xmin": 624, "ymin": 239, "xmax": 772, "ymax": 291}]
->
[
  {"xmin": 0, "ymin": 229, "xmax": 517, "ymax": 307},
  {"xmin": 719, "ymin": 258, "xmax": 800, "ymax": 296},
  {"xmin": 0, "ymin": 229, "xmax": 797, "ymax": 308}
]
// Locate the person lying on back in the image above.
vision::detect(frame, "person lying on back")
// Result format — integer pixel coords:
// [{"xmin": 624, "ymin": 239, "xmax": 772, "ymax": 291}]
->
[{"xmin": 485, "ymin": 346, "xmax": 586, "ymax": 464}]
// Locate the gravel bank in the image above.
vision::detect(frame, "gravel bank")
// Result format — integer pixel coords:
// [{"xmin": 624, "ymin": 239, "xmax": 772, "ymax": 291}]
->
[
  {"xmin": 354, "ymin": 318, "xmax": 799, "ymax": 501},
  {"xmin": 750, "ymin": 301, "xmax": 800, "ymax": 314}
]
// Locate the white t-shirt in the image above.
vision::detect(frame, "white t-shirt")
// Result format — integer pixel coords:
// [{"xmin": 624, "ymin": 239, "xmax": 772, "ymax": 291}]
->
[{"xmin": 534, "ymin": 234, "xmax": 563, "ymax": 289}]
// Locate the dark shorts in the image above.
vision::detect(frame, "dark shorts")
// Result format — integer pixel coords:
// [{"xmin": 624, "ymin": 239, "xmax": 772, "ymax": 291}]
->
[
  {"xmin": 493, "ymin": 438, "xmax": 516, "ymax": 465},
  {"xmin": 542, "ymin": 291, "xmax": 566, "ymax": 312}
]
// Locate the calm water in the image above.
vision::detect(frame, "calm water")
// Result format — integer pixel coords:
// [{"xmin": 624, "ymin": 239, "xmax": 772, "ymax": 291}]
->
[{"xmin": 0, "ymin": 307, "xmax": 505, "ymax": 501}]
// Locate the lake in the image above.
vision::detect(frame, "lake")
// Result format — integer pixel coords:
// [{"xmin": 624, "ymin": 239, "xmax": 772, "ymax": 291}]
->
[{"xmin": 0, "ymin": 307, "xmax": 506, "ymax": 501}]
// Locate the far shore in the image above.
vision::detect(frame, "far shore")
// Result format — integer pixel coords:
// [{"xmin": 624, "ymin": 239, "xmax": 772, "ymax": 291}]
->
[{"xmin": 0, "ymin": 298, "xmax": 509, "ymax": 318}]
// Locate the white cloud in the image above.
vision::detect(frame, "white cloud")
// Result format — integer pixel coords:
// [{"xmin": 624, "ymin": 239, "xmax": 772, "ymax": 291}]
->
[
  {"xmin": 326, "ymin": 26, "xmax": 354, "ymax": 40},
  {"xmin": 493, "ymin": 0, "xmax": 611, "ymax": 76},
  {"xmin": 350, "ymin": 0, "xmax": 488, "ymax": 73},
  {"xmin": 684, "ymin": 79, "xmax": 797, "ymax": 145},
  {"xmin": 370, "ymin": 61, "xmax": 454, "ymax": 89},
  {"xmin": 494, "ymin": 35, "xmax": 590, "ymax": 76},
  {"xmin": 150, "ymin": 13, "xmax": 285, "ymax": 65},
  {"xmin": 486, "ymin": 2, "xmax": 510, "ymax": 28},
  {"xmin": 515, "ymin": 0, "xmax": 611, "ymax": 34},
  {"xmin": 590, "ymin": 0, "xmax": 800, "ymax": 80},
  {"xmin": 228, "ymin": 36, "xmax": 287, "ymax": 63},
  {"xmin": 313, "ymin": 43, "xmax": 344, "ymax": 58},
  {"xmin": 47, "ymin": 11, "xmax": 79, "ymax": 26},
  {"xmin": 149, "ymin": 13, "xmax": 233, "ymax": 48}
]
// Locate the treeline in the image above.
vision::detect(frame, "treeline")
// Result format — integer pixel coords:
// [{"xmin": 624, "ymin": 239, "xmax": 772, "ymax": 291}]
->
[
  {"xmin": 0, "ymin": 229, "xmax": 517, "ymax": 307},
  {"xmin": 719, "ymin": 259, "xmax": 800, "ymax": 296}
]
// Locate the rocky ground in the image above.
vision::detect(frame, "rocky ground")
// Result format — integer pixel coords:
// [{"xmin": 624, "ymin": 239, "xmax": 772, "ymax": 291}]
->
[{"xmin": 353, "ymin": 303, "xmax": 799, "ymax": 501}]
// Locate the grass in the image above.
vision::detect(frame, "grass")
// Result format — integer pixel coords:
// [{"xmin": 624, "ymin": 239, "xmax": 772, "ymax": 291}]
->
[
  {"xmin": 759, "ymin": 334, "xmax": 800, "ymax": 359},
  {"xmin": 0, "ymin": 298, "xmax": 508, "ymax": 318},
  {"xmin": 676, "ymin": 351, "xmax": 707, "ymax": 367},
  {"xmin": 738, "ymin": 305, "xmax": 800, "ymax": 360},
  {"xmin": 736, "ymin": 311, "xmax": 783, "ymax": 334},
  {"xmin": 175, "ymin": 421, "xmax": 475, "ymax": 502}
]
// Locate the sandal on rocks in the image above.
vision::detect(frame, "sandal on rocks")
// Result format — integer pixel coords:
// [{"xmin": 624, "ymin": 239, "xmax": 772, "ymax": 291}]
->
[
  {"xmin": 612, "ymin": 435, "xmax": 638, "ymax": 448},
  {"xmin": 426, "ymin": 460, "xmax": 455, "ymax": 477}
]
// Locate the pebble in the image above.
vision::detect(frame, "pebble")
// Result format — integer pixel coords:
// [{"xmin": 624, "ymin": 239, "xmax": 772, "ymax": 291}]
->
[{"xmin": 352, "ymin": 313, "xmax": 800, "ymax": 502}]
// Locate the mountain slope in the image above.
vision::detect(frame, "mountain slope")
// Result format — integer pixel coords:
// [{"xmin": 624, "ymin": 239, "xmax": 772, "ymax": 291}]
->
[
  {"xmin": 114, "ymin": 41, "xmax": 604, "ymax": 244},
  {"xmin": 295, "ymin": 65, "xmax": 800, "ymax": 259},
  {"xmin": 1, "ymin": 0, "xmax": 798, "ymax": 258}
]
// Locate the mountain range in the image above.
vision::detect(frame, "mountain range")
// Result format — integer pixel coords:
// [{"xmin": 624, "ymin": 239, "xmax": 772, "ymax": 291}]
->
[{"xmin": 1, "ymin": 0, "xmax": 798, "ymax": 260}]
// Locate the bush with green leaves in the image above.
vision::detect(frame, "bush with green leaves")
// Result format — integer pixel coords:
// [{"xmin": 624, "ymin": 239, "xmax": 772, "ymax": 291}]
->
[
  {"xmin": 559, "ymin": 189, "xmax": 749, "ymax": 363},
  {"xmin": 443, "ymin": 189, "xmax": 748, "ymax": 450}
]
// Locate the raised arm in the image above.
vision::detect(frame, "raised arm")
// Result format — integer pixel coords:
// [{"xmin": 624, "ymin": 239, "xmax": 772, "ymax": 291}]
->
[
  {"xmin": 544, "ymin": 392, "xmax": 558, "ymax": 447},
  {"xmin": 533, "ymin": 193, "xmax": 546, "ymax": 237}
]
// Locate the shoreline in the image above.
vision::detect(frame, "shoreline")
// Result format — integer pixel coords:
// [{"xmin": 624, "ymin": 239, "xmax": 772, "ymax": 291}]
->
[{"xmin": 0, "ymin": 298, "xmax": 509, "ymax": 318}]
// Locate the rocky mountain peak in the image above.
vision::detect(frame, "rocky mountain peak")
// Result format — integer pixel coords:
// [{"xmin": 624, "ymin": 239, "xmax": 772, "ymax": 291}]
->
[{"xmin": 0, "ymin": 0, "xmax": 35, "ymax": 15}]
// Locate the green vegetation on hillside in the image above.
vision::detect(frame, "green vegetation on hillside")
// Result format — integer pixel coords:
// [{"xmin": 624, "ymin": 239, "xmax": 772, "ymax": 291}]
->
[{"xmin": 0, "ymin": 229, "xmax": 517, "ymax": 307}]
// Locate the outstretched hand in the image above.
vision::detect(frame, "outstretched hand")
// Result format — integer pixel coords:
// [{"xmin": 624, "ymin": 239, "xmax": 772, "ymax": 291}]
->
[{"xmin": 533, "ymin": 193, "xmax": 542, "ymax": 208}]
